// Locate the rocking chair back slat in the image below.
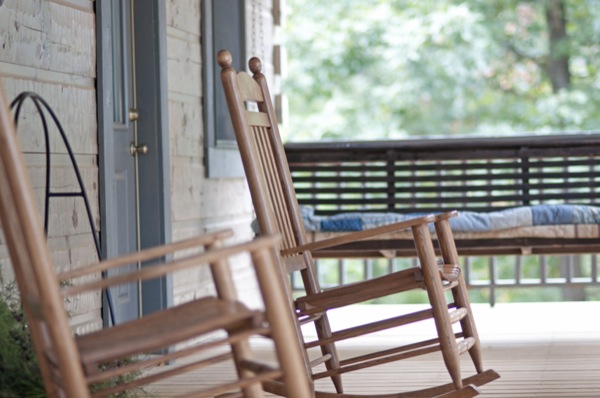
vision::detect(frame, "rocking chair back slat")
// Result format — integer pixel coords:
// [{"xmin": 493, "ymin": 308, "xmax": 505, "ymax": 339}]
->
[{"xmin": 252, "ymin": 125, "xmax": 297, "ymax": 250}]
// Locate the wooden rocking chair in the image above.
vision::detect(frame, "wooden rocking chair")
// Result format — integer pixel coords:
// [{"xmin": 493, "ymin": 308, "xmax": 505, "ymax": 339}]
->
[
  {"xmin": 218, "ymin": 50, "xmax": 500, "ymax": 398},
  {"xmin": 0, "ymin": 81, "xmax": 312, "ymax": 398}
]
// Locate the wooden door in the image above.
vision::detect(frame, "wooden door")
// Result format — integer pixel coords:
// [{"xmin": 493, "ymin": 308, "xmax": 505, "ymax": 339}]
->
[
  {"xmin": 98, "ymin": 0, "xmax": 172, "ymax": 326},
  {"xmin": 107, "ymin": 0, "xmax": 140, "ymax": 324}
]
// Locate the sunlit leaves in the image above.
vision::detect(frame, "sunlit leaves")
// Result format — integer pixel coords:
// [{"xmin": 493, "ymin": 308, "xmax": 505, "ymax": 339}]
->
[{"xmin": 283, "ymin": 0, "xmax": 600, "ymax": 141}]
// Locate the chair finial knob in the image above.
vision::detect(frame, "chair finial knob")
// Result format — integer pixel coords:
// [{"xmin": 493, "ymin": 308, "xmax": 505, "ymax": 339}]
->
[
  {"xmin": 249, "ymin": 57, "xmax": 262, "ymax": 74},
  {"xmin": 217, "ymin": 50, "xmax": 232, "ymax": 68}
]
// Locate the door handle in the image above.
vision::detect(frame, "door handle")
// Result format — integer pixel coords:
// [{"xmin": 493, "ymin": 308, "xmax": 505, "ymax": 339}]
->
[
  {"xmin": 129, "ymin": 108, "xmax": 139, "ymax": 121},
  {"xmin": 130, "ymin": 142, "xmax": 149, "ymax": 156}
]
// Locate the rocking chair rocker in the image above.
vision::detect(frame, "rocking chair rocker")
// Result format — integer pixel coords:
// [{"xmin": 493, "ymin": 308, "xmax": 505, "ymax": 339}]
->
[{"xmin": 218, "ymin": 49, "xmax": 499, "ymax": 398}]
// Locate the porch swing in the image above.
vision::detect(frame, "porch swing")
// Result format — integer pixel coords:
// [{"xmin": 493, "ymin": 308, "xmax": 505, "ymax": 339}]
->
[{"xmin": 284, "ymin": 136, "xmax": 600, "ymax": 258}]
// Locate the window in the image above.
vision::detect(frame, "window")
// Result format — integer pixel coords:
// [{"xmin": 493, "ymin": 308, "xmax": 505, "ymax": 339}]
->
[{"xmin": 202, "ymin": 0, "xmax": 246, "ymax": 178}]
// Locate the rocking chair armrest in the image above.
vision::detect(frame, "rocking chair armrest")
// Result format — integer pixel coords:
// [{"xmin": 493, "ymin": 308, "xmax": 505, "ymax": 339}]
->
[
  {"xmin": 57, "ymin": 229, "xmax": 235, "ymax": 282},
  {"xmin": 281, "ymin": 214, "xmax": 437, "ymax": 257},
  {"xmin": 61, "ymin": 234, "xmax": 281, "ymax": 297},
  {"xmin": 434, "ymin": 210, "xmax": 459, "ymax": 222}
]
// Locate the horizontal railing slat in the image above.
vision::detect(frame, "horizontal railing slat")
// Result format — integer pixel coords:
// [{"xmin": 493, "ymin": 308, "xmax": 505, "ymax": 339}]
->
[
  {"xmin": 294, "ymin": 181, "xmax": 598, "ymax": 196},
  {"xmin": 291, "ymin": 158, "xmax": 599, "ymax": 173}
]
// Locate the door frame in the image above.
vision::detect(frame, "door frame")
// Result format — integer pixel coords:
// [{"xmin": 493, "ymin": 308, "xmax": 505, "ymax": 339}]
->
[{"xmin": 96, "ymin": 0, "xmax": 172, "ymax": 323}]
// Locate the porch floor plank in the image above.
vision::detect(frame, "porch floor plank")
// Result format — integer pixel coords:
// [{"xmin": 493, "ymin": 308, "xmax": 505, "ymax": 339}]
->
[{"xmin": 141, "ymin": 302, "xmax": 600, "ymax": 397}]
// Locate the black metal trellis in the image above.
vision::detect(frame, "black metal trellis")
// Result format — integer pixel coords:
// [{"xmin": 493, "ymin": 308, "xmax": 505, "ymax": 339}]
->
[{"xmin": 10, "ymin": 91, "xmax": 116, "ymax": 327}]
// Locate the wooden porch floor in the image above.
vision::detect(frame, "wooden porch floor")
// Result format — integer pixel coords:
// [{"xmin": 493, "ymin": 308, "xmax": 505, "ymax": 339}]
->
[{"xmin": 142, "ymin": 302, "xmax": 600, "ymax": 397}]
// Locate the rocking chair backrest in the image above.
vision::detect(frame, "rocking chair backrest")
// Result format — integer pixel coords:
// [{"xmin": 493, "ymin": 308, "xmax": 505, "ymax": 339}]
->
[
  {"xmin": 0, "ymin": 82, "xmax": 89, "ymax": 395},
  {"xmin": 219, "ymin": 51, "xmax": 317, "ymax": 278}
]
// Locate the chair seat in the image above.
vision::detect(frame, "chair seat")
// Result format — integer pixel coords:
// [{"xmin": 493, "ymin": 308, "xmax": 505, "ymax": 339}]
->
[{"xmin": 76, "ymin": 297, "xmax": 263, "ymax": 368}]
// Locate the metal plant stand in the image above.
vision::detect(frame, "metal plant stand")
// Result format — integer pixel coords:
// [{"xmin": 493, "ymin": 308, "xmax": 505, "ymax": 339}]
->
[{"xmin": 10, "ymin": 92, "xmax": 116, "ymax": 326}]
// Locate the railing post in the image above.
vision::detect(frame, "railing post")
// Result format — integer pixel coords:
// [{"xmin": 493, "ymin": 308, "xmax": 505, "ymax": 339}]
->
[
  {"xmin": 386, "ymin": 150, "xmax": 395, "ymax": 212},
  {"xmin": 489, "ymin": 257, "xmax": 496, "ymax": 307},
  {"xmin": 520, "ymin": 147, "xmax": 530, "ymax": 206}
]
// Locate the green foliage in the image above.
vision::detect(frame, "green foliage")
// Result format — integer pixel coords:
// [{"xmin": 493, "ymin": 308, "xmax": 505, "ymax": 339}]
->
[
  {"xmin": 0, "ymin": 280, "xmax": 143, "ymax": 397},
  {"xmin": 91, "ymin": 358, "xmax": 144, "ymax": 398},
  {"xmin": 0, "ymin": 282, "xmax": 45, "ymax": 398},
  {"xmin": 283, "ymin": 0, "xmax": 600, "ymax": 141}
]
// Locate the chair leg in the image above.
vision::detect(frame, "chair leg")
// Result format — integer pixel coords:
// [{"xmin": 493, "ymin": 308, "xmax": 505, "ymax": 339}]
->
[
  {"xmin": 230, "ymin": 340, "xmax": 266, "ymax": 397},
  {"xmin": 209, "ymin": 240, "xmax": 265, "ymax": 397},
  {"xmin": 300, "ymin": 252, "xmax": 344, "ymax": 393},
  {"xmin": 412, "ymin": 223, "xmax": 463, "ymax": 390},
  {"xmin": 252, "ymin": 247, "xmax": 314, "ymax": 398},
  {"xmin": 314, "ymin": 313, "xmax": 344, "ymax": 393},
  {"xmin": 434, "ymin": 218, "xmax": 484, "ymax": 373}
]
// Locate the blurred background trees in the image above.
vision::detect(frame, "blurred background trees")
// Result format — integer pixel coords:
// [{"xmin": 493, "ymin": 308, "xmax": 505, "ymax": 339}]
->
[
  {"xmin": 282, "ymin": 0, "xmax": 600, "ymax": 303},
  {"xmin": 283, "ymin": 0, "xmax": 600, "ymax": 141}
]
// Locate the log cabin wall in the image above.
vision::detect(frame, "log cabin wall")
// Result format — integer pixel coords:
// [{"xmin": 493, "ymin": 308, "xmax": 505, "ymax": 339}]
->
[
  {"xmin": 0, "ymin": 0, "xmax": 101, "ymax": 333},
  {"xmin": 0, "ymin": 0, "xmax": 277, "ymax": 330},
  {"xmin": 166, "ymin": 0, "xmax": 258, "ymax": 307}
]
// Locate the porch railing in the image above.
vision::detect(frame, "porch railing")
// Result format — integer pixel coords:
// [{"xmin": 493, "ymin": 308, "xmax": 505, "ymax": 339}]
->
[
  {"xmin": 290, "ymin": 254, "xmax": 599, "ymax": 306},
  {"xmin": 284, "ymin": 134, "xmax": 600, "ymax": 305}
]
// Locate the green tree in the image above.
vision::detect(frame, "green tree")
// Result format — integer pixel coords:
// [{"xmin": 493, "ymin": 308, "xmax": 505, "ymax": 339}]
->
[{"xmin": 283, "ymin": 0, "xmax": 600, "ymax": 141}]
